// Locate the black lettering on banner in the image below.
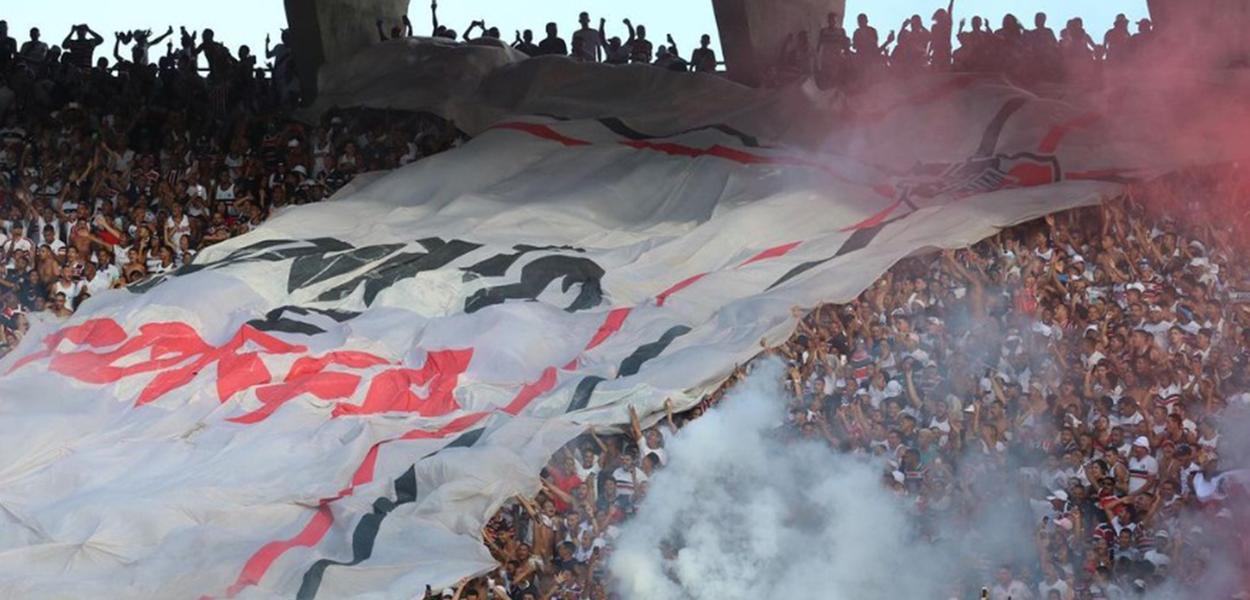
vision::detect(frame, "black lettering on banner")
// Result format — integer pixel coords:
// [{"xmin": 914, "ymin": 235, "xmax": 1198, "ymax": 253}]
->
[
  {"xmin": 131, "ymin": 236, "xmax": 607, "ymax": 319},
  {"xmin": 315, "ymin": 239, "xmax": 482, "ymax": 304},
  {"xmin": 461, "ymin": 244, "xmax": 584, "ymax": 278},
  {"xmin": 247, "ymin": 306, "xmax": 361, "ymax": 336},
  {"xmin": 288, "ymin": 244, "xmax": 406, "ymax": 293},
  {"xmin": 464, "ymin": 254, "xmax": 604, "ymax": 314},
  {"xmin": 128, "ymin": 237, "xmax": 357, "ymax": 293}
]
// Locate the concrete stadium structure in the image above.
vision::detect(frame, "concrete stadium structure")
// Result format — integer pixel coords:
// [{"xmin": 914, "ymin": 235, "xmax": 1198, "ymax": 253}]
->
[{"xmin": 284, "ymin": 0, "xmax": 1244, "ymax": 100}]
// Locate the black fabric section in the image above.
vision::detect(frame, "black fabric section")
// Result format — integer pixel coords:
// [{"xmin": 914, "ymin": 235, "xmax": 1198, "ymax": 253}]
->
[
  {"xmin": 974, "ymin": 97, "xmax": 1028, "ymax": 158},
  {"xmin": 464, "ymin": 255, "xmax": 604, "ymax": 314},
  {"xmin": 461, "ymin": 244, "xmax": 584, "ymax": 278},
  {"xmin": 766, "ymin": 221, "xmax": 894, "ymax": 291},
  {"xmin": 247, "ymin": 306, "xmax": 360, "ymax": 336},
  {"xmin": 296, "ymin": 466, "xmax": 419, "ymax": 600},
  {"xmin": 834, "ymin": 224, "xmax": 887, "ymax": 258},
  {"xmin": 288, "ymin": 244, "xmax": 406, "ymax": 293},
  {"xmin": 597, "ymin": 117, "xmax": 763, "ymax": 148},
  {"xmin": 617, "ymin": 325, "xmax": 692, "ymax": 378},
  {"xmin": 445, "ymin": 427, "xmax": 485, "ymax": 449},
  {"xmin": 566, "ymin": 376, "xmax": 606, "ymax": 412},
  {"xmin": 316, "ymin": 239, "xmax": 482, "ymax": 304},
  {"xmin": 296, "ymin": 427, "xmax": 486, "ymax": 599},
  {"xmin": 128, "ymin": 237, "xmax": 356, "ymax": 293}
]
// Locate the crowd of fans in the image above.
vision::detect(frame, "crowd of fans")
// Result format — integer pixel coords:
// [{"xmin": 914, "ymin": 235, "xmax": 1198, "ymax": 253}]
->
[
  {"xmin": 0, "ymin": 20, "xmax": 463, "ymax": 354},
  {"xmin": 777, "ymin": 6, "xmax": 1161, "ymax": 88},
  {"xmin": 376, "ymin": 1, "xmax": 1163, "ymax": 88},
  {"xmin": 465, "ymin": 171, "xmax": 1250, "ymax": 600},
  {"xmin": 3, "ymin": 7, "xmax": 1249, "ymax": 600}
]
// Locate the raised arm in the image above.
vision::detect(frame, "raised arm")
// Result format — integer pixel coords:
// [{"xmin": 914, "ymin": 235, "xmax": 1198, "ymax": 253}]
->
[
  {"xmin": 624, "ymin": 19, "xmax": 636, "ymax": 45},
  {"xmin": 151, "ymin": 26, "xmax": 174, "ymax": 46},
  {"xmin": 430, "ymin": 0, "xmax": 441, "ymax": 36},
  {"xmin": 628, "ymin": 405, "xmax": 644, "ymax": 443},
  {"xmin": 113, "ymin": 36, "xmax": 126, "ymax": 65}
]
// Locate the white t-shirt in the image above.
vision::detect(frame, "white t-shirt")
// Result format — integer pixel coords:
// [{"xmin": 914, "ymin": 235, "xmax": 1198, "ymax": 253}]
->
[
  {"xmin": 52, "ymin": 279, "xmax": 85, "ymax": 310},
  {"xmin": 1128, "ymin": 454, "xmax": 1158, "ymax": 494},
  {"xmin": 165, "ymin": 214, "xmax": 191, "ymax": 246},
  {"xmin": 1039, "ymin": 578, "xmax": 1073, "ymax": 600},
  {"xmin": 638, "ymin": 439, "xmax": 667, "ymax": 466},
  {"xmin": 990, "ymin": 580, "xmax": 1033, "ymax": 600},
  {"xmin": 612, "ymin": 466, "xmax": 648, "ymax": 497},
  {"xmin": 571, "ymin": 28, "xmax": 602, "ymax": 61}
]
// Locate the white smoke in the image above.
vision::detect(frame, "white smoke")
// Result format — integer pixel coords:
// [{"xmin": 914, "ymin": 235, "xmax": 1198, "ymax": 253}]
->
[{"xmin": 609, "ymin": 359, "xmax": 955, "ymax": 600}]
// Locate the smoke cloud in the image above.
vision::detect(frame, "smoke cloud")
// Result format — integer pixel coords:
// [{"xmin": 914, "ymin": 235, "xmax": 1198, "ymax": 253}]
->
[
  {"xmin": 609, "ymin": 357, "xmax": 1250, "ymax": 600},
  {"xmin": 608, "ymin": 359, "xmax": 956, "ymax": 599}
]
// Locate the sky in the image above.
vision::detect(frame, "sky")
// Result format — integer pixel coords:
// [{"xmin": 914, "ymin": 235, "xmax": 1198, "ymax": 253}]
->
[{"xmin": 5, "ymin": 1, "xmax": 1149, "ymax": 68}]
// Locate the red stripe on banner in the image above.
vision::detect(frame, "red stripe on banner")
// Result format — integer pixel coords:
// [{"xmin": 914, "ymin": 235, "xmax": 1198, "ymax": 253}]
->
[
  {"xmin": 1037, "ymin": 112, "xmax": 1102, "ymax": 153},
  {"xmin": 217, "ymin": 506, "xmax": 335, "ymax": 599},
  {"xmin": 655, "ymin": 274, "xmax": 707, "ymax": 307},
  {"xmin": 1068, "ymin": 168, "xmax": 1134, "ymax": 181},
  {"xmin": 584, "ymin": 307, "xmax": 631, "ymax": 351},
  {"xmin": 490, "ymin": 122, "xmax": 592, "ymax": 147},
  {"xmin": 491, "ymin": 119, "xmax": 899, "ymax": 205},
  {"xmin": 211, "ymin": 412, "xmax": 490, "ymax": 599},
  {"xmin": 738, "ymin": 241, "xmax": 802, "ymax": 267},
  {"xmin": 839, "ymin": 198, "xmax": 905, "ymax": 232},
  {"xmin": 501, "ymin": 366, "xmax": 559, "ymax": 415},
  {"xmin": 657, "ymin": 241, "xmax": 802, "ymax": 307}
]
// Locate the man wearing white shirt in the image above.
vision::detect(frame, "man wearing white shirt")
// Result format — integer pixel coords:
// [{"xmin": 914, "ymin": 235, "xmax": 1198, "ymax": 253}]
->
[
  {"xmin": 85, "ymin": 261, "xmax": 117, "ymax": 296},
  {"xmin": 1127, "ymin": 436, "xmax": 1158, "ymax": 494},
  {"xmin": 989, "ymin": 564, "xmax": 1033, "ymax": 600}
]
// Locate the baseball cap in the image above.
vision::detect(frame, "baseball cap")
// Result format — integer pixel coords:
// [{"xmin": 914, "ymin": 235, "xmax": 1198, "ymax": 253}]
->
[
  {"xmin": 1047, "ymin": 490, "xmax": 1069, "ymax": 502},
  {"xmin": 1133, "ymin": 436, "xmax": 1150, "ymax": 449}
]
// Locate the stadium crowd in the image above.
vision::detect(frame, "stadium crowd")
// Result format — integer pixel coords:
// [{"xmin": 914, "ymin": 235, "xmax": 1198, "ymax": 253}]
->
[
  {"xmin": 0, "ymin": 20, "xmax": 463, "ymax": 352},
  {"xmin": 2, "ymin": 6, "xmax": 1249, "ymax": 600},
  {"xmin": 463, "ymin": 171, "xmax": 1250, "ymax": 600}
]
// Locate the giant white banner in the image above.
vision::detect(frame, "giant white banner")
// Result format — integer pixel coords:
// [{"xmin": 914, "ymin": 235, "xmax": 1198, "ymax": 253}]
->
[{"xmin": 0, "ymin": 40, "xmax": 1139, "ymax": 598}]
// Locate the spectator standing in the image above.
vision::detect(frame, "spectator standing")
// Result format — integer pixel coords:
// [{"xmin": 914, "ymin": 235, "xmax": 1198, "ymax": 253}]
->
[
  {"xmin": 537, "ymin": 22, "xmax": 567, "ymax": 56},
  {"xmin": 571, "ymin": 12, "xmax": 601, "ymax": 63}
]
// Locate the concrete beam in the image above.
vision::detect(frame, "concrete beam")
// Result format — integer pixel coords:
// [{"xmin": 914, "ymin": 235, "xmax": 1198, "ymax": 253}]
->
[
  {"xmin": 712, "ymin": 0, "xmax": 845, "ymax": 86},
  {"xmin": 284, "ymin": 0, "xmax": 411, "ymax": 101}
]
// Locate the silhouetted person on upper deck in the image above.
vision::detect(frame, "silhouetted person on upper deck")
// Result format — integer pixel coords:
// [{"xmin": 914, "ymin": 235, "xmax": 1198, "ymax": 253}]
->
[
  {"xmin": 624, "ymin": 19, "xmax": 652, "ymax": 64},
  {"xmin": 513, "ymin": 29, "xmax": 538, "ymax": 56},
  {"xmin": 893, "ymin": 15, "xmax": 930, "ymax": 72},
  {"xmin": 852, "ymin": 14, "xmax": 894, "ymax": 69},
  {"xmin": 572, "ymin": 12, "xmax": 602, "ymax": 62},
  {"xmin": 1104, "ymin": 14, "xmax": 1132, "ymax": 62},
  {"xmin": 538, "ymin": 22, "xmax": 567, "ymax": 56},
  {"xmin": 598, "ymin": 19, "xmax": 630, "ymax": 65},
  {"xmin": 929, "ymin": 1, "xmax": 954, "ymax": 68},
  {"xmin": 691, "ymin": 34, "xmax": 717, "ymax": 73}
]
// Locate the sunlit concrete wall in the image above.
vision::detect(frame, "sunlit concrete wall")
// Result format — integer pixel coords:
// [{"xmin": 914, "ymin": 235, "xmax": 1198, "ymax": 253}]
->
[
  {"xmin": 285, "ymin": 0, "xmax": 411, "ymax": 100},
  {"xmin": 712, "ymin": 0, "xmax": 846, "ymax": 86}
]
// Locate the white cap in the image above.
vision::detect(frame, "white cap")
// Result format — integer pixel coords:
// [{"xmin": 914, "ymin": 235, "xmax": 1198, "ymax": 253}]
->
[
  {"xmin": 1047, "ymin": 490, "xmax": 1069, "ymax": 502},
  {"xmin": 1133, "ymin": 436, "xmax": 1150, "ymax": 449}
]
